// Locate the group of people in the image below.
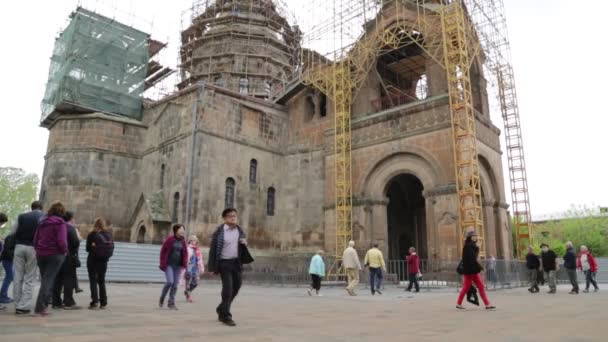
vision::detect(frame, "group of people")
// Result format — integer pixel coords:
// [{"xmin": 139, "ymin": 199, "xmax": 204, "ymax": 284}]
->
[
  {"xmin": 526, "ymin": 242, "xmax": 600, "ymax": 294},
  {"xmin": 156, "ymin": 208, "xmax": 253, "ymax": 327},
  {"xmin": 0, "ymin": 201, "xmax": 114, "ymax": 316}
]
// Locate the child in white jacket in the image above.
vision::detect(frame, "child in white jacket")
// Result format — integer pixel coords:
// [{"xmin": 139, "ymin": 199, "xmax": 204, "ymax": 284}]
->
[{"xmin": 183, "ymin": 235, "xmax": 205, "ymax": 302}]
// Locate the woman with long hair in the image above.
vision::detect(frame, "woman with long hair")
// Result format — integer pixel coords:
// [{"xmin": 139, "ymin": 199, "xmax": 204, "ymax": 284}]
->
[
  {"xmin": 159, "ymin": 224, "xmax": 188, "ymax": 310},
  {"xmin": 456, "ymin": 231, "xmax": 496, "ymax": 310},
  {"xmin": 33, "ymin": 202, "xmax": 68, "ymax": 316},
  {"xmin": 86, "ymin": 217, "xmax": 114, "ymax": 310}
]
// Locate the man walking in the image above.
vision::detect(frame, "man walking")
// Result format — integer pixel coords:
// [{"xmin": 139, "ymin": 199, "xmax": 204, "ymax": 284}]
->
[
  {"xmin": 207, "ymin": 208, "xmax": 253, "ymax": 327},
  {"xmin": 12, "ymin": 201, "xmax": 44, "ymax": 315},
  {"xmin": 342, "ymin": 241, "xmax": 361, "ymax": 296},
  {"xmin": 406, "ymin": 247, "xmax": 420, "ymax": 292},
  {"xmin": 364, "ymin": 243, "xmax": 386, "ymax": 295},
  {"xmin": 540, "ymin": 243, "xmax": 557, "ymax": 294},
  {"xmin": 563, "ymin": 241, "xmax": 579, "ymax": 294},
  {"xmin": 525, "ymin": 245, "xmax": 540, "ymax": 293}
]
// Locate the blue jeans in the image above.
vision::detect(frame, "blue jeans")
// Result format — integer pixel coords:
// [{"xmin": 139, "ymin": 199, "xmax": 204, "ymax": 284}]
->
[
  {"xmin": 160, "ymin": 265, "xmax": 182, "ymax": 305},
  {"xmin": 1, "ymin": 260, "xmax": 14, "ymax": 300},
  {"xmin": 369, "ymin": 267, "xmax": 383, "ymax": 291}
]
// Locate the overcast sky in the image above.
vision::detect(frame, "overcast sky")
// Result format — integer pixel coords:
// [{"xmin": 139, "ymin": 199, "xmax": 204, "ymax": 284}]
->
[{"xmin": 0, "ymin": 0, "xmax": 606, "ymax": 219}]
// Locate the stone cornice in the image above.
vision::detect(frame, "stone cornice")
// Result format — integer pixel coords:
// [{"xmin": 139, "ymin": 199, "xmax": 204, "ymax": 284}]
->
[{"xmin": 423, "ymin": 184, "xmax": 457, "ymax": 197}]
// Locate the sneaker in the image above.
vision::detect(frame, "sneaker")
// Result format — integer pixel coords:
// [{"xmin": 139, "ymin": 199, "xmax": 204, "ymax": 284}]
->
[
  {"xmin": 456, "ymin": 305, "xmax": 466, "ymax": 310},
  {"xmin": 52, "ymin": 305, "xmax": 64, "ymax": 310},
  {"xmin": 15, "ymin": 309, "xmax": 31, "ymax": 315},
  {"xmin": 583, "ymin": 289, "xmax": 590, "ymax": 293},
  {"xmin": 75, "ymin": 288, "xmax": 84, "ymax": 294},
  {"xmin": 316, "ymin": 294, "xmax": 323, "ymax": 297},
  {"xmin": 159, "ymin": 298, "xmax": 164, "ymax": 308},
  {"xmin": 88, "ymin": 303, "xmax": 99, "ymax": 310},
  {"xmin": 376, "ymin": 289, "xmax": 382, "ymax": 295},
  {"xmin": 307, "ymin": 289, "xmax": 312, "ymax": 296},
  {"xmin": 594, "ymin": 288, "xmax": 599, "ymax": 293},
  {"xmin": 222, "ymin": 319, "xmax": 236, "ymax": 327},
  {"xmin": 569, "ymin": 291, "xmax": 579, "ymax": 295},
  {"xmin": 99, "ymin": 305, "xmax": 107, "ymax": 310},
  {"xmin": 527, "ymin": 288, "xmax": 534, "ymax": 293},
  {"xmin": 548, "ymin": 290, "xmax": 556, "ymax": 294},
  {"xmin": 35, "ymin": 310, "xmax": 51, "ymax": 317},
  {"xmin": 64, "ymin": 305, "xmax": 83, "ymax": 310},
  {"xmin": 168, "ymin": 303, "xmax": 178, "ymax": 310},
  {"xmin": 485, "ymin": 306, "xmax": 497, "ymax": 310},
  {"xmin": 0, "ymin": 305, "xmax": 6, "ymax": 312}
]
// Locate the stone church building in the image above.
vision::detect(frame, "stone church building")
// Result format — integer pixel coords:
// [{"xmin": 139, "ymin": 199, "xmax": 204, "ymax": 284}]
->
[{"xmin": 39, "ymin": 1, "xmax": 513, "ymax": 261}]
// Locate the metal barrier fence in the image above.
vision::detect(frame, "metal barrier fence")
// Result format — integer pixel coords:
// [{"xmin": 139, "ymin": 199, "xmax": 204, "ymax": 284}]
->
[{"xmin": 0, "ymin": 241, "xmax": 606, "ymax": 288}]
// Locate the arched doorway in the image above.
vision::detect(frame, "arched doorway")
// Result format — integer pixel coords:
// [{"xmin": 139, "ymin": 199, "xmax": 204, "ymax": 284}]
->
[
  {"xmin": 137, "ymin": 225, "xmax": 146, "ymax": 244},
  {"xmin": 386, "ymin": 174, "xmax": 427, "ymax": 260}
]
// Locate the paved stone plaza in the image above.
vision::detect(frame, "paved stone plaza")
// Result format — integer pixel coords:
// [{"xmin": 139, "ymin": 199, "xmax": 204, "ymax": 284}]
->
[{"xmin": 0, "ymin": 283, "xmax": 605, "ymax": 341}]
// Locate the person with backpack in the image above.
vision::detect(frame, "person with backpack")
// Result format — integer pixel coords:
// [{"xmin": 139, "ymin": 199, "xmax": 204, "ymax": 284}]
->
[
  {"xmin": 51, "ymin": 211, "xmax": 81, "ymax": 310},
  {"xmin": 159, "ymin": 224, "xmax": 188, "ymax": 310},
  {"xmin": 0, "ymin": 232, "xmax": 16, "ymax": 306},
  {"xmin": 33, "ymin": 202, "xmax": 69, "ymax": 316},
  {"xmin": 86, "ymin": 217, "xmax": 114, "ymax": 310}
]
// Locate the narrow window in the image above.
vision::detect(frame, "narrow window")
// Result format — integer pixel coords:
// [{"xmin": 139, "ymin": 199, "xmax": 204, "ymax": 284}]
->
[
  {"xmin": 160, "ymin": 164, "xmax": 166, "ymax": 189},
  {"xmin": 239, "ymin": 78, "xmax": 249, "ymax": 94},
  {"xmin": 320, "ymin": 94, "xmax": 328, "ymax": 117},
  {"xmin": 225, "ymin": 178, "xmax": 236, "ymax": 208},
  {"xmin": 249, "ymin": 159, "xmax": 258, "ymax": 184},
  {"xmin": 172, "ymin": 192, "xmax": 180, "ymax": 223},
  {"xmin": 267, "ymin": 187, "xmax": 276, "ymax": 216}
]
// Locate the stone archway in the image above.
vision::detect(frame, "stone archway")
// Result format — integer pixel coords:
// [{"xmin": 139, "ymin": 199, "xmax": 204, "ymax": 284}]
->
[{"xmin": 137, "ymin": 225, "xmax": 146, "ymax": 244}]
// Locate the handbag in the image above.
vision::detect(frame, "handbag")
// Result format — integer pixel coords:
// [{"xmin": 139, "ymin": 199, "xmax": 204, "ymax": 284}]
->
[
  {"xmin": 72, "ymin": 254, "xmax": 82, "ymax": 268},
  {"xmin": 456, "ymin": 260, "xmax": 465, "ymax": 275},
  {"xmin": 416, "ymin": 271, "xmax": 423, "ymax": 280}
]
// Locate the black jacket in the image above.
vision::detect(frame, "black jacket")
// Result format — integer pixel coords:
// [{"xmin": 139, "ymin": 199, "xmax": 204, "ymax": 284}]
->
[
  {"xmin": 461, "ymin": 240, "xmax": 482, "ymax": 275},
  {"xmin": 526, "ymin": 253, "xmax": 540, "ymax": 270},
  {"xmin": 563, "ymin": 247, "xmax": 577, "ymax": 270},
  {"xmin": 15, "ymin": 210, "xmax": 44, "ymax": 246},
  {"xmin": 66, "ymin": 223, "xmax": 80, "ymax": 258},
  {"xmin": 207, "ymin": 224, "xmax": 254, "ymax": 274},
  {"xmin": 0, "ymin": 234, "xmax": 16, "ymax": 261},
  {"xmin": 541, "ymin": 250, "xmax": 557, "ymax": 271}
]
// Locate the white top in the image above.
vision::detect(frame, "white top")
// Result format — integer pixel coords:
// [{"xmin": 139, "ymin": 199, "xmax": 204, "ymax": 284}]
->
[
  {"xmin": 220, "ymin": 224, "xmax": 240, "ymax": 260},
  {"xmin": 581, "ymin": 254, "xmax": 590, "ymax": 271}
]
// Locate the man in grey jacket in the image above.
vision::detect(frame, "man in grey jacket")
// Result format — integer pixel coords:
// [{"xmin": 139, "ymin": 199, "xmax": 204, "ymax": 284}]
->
[{"xmin": 342, "ymin": 240, "xmax": 362, "ymax": 296}]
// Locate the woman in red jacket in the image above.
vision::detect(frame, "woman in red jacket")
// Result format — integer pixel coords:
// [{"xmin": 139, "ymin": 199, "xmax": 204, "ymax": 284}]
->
[
  {"xmin": 406, "ymin": 247, "xmax": 420, "ymax": 292},
  {"xmin": 159, "ymin": 224, "xmax": 188, "ymax": 309},
  {"xmin": 577, "ymin": 245, "xmax": 599, "ymax": 293}
]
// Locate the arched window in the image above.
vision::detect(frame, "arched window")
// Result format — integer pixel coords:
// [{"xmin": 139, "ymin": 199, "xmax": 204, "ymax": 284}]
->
[
  {"xmin": 172, "ymin": 192, "xmax": 180, "ymax": 223},
  {"xmin": 267, "ymin": 187, "xmax": 276, "ymax": 216},
  {"xmin": 160, "ymin": 164, "xmax": 166, "ymax": 189},
  {"xmin": 225, "ymin": 178, "xmax": 236, "ymax": 208},
  {"xmin": 249, "ymin": 159, "xmax": 257, "ymax": 185}
]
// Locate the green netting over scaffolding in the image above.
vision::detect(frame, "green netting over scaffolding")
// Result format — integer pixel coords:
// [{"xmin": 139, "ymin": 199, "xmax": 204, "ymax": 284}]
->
[{"xmin": 41, "ymin": 7, "xmax": 150, "ymax": 125}]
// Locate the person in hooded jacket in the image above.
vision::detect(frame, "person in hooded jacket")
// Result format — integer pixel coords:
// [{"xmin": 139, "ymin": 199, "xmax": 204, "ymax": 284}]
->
[
  {"xmin": 456, "ymin": 231, "xmax": 495, "ymax": 310},
  {"xmin": 33, "ymin": 202, "xmax": 68, "ymax": 316}
]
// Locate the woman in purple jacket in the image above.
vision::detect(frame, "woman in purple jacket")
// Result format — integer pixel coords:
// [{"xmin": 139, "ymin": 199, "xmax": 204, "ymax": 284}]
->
[
  {"xmin": 159, "ymin": 224, "xmax": 188, "ymax": 310},
  {"xmin": 33, "ymin": 202, "xmax": 68, "ymax": 316}
]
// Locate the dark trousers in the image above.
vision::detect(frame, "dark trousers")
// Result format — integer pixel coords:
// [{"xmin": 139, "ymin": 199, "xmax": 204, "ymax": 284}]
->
[
  {"xmin": 52, "ymin": 257, "xmax": 77, "ymax": 307},
  {"xmin": 369, "ymin": 267, "xmax": 383, "ymax": 292},
  {"xmin": 217, "ymin": 259, "xmax": 242, "ymax": 320},
  {"xmin": 566, "ymin": 269, "xmax": 579, "ymax": 292},
  {"xmin": 407, "ymin": 273, "xmax": 420, "ymax": 292},
  {"xmin": 585, "ymin": 270, "xmax": 599, "ymax": 290},
  {"xmin": 35, "ymin": 255, "xmax": 65, "ymax": 313},
  {"xmin": 0, "ymin": 260, "xmax": 14, "ymax": 300},
  {"xmin": 87, "ymin": 257, "xmax": 108, "ymax": 306},
  {"xmin": 310, "ymin": 274, "xmax": 322, "ymax": 291}
]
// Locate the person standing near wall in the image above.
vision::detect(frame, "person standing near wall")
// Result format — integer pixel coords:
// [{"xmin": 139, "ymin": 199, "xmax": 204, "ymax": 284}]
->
[
  {"xmin": 11, "ymin": 201, "xmax": 44, "ymax": 315},
  {"xmin": 207, "ymin": 208, "xmax": 253, "ymax": 327},
  {"xmin": 51, "ymin": 211, "xmax": 81, "ymax": 310},
  {"xmin": 577, "ymin": 245, "xmax": 599, "ymax": 293},
  {"xmin": 342, "ymin": 241, "xmax": 361, "ymax": 296},
  {"xmin": 563, "ymin": 241, "xmax": 579, "ymax": 295},
  {"xmin": 455, "ymin": 231, "xmax": 495, "ymax": 310},
  {"xmin": 364, "ymin": 243, "xmax": 386, "ymax": 295},
  {"xmin": 526, "ymin": 246, "xmax": 540, "ymax": 293},
  {"xmin": 33, "ymin": 202, "xmax": 68, "ymax": 316},
  {"xmin": 406, "ymin": 247, "xmax": 420, "ymax": 293},
  {"xmin": 86, "ymin": 218, "xmax": 114, "ymax": 310},
  {"xmin": 540, "ymin": 243, "xmax": 557, "ymax": 294},
  {"xmin": 159, "ymin": 224, "xmax": 188, "ymax": 310},
  {"xmin": 308, "ymin": 250, "xmax": 325, "ymax": 297}
]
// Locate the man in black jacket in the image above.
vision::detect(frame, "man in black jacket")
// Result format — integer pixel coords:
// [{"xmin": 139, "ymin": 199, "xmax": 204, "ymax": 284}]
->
[
  {"xmin": 525, "ymin": 246, "xmax": 540, "ymax": 293},
  {"xmin": 11, "ymin": 201, "xmax": 44, "ymax": 314},
  {"xmin": 540, "ymin": 243, "xmax": 557, "ymax": 294},
  {"xmin": 207, "ymin": 208, "xmax": 253, "ymax": 327},
  {"xmin": 563, "ymin": 241, "xmax": 579, "ymax": 294},
  {"xmin": 52, "ymin": 211, "xmax": 82, "ymax": 309}
]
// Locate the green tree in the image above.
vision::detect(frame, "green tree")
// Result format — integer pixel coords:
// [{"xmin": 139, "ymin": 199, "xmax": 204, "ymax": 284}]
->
[
  {"xmin": 532, "ymin": 205, "xmax": 608, "ymax": 256},
  {"xmin": 0, "ymin": 167, "xmax": 40, "ymax": 236}
]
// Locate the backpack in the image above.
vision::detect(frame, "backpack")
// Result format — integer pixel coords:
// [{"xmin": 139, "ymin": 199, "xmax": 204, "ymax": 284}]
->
[{"xmin": 92, "ymin": 231, "xmax": 114, "ymax": 261}]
